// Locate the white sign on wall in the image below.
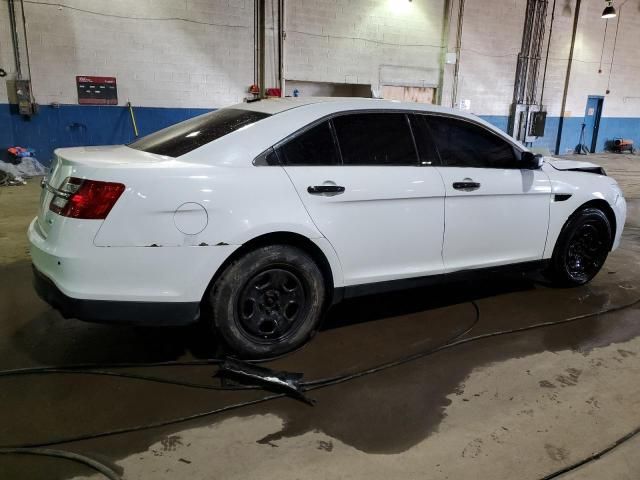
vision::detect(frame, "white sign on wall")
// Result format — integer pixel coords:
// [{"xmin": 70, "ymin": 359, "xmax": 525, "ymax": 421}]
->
[{"xmin": 459, "ymin": 99, "xmax": 471, "ymax": 111}]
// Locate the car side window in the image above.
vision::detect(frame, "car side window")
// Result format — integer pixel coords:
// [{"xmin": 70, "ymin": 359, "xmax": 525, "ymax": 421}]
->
[
  {"xmin": 426, "ymin": 115, "xmax": 518, "ymax": 169},
  {"xmin": 253, "ymin": 147, "xmax": 280, "ymax": 166},
  {"xmin": 278, "ymin": 121, "xmax": 340, "ymax": 166},
  {"xmin": 332, "ymin": 113, "xmax": 418, "ymax": 166},
  {"xmin": 409, "ymin": 114, "xmax": 441, "ymax": 166}
]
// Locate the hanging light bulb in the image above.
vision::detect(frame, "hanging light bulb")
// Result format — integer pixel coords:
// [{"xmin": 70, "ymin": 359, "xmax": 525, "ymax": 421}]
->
[{"xmin": 602, "ymin": 1, "xmax": 617, "ymax": 18}]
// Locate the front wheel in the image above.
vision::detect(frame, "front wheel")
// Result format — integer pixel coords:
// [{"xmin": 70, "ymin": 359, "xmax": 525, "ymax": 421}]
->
[
  {"xmin": 208, "ymin": 245, "xmax": 326, "ymax": 358},
  {"xmin": 547, "ymin": 207, "xmax": 612, "ymax": 286}
]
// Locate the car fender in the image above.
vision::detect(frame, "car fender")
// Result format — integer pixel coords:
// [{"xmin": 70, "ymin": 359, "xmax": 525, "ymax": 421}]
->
[{"xmin": 542, "ymin": 165, "xmax": 625, "ymax": 258}]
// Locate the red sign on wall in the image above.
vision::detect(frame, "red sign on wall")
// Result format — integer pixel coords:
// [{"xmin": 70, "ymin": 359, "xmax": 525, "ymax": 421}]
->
[{"xmin": 76, "ymin": 76, "xmax": 118, "ymax": 105}]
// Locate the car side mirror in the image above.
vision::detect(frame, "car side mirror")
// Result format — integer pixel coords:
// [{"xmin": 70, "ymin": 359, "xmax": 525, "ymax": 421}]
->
[{"xmin": 521, "ymin": 151, "xmax": 543, "ymax": 170}]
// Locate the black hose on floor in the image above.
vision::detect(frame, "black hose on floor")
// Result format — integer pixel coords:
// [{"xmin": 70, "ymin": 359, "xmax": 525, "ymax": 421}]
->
[
  {"xmin": 303, "ymin": 298, "xmax": 639, "ymax": 389},
  {"xmin": 0, "ymin": 298, "xmax": 638, "ymax": 478},
  {"xmin": 0, "ymin": 302, "xmax": 481, "ymax": 390},
  {"xmin": 538, "ymin": 424, "xmax": 640, "ymax": 479},
  {"xmin": 0, "ymin": 368, "xmax": 258, "ymax": 391},
  {"xmin": 0, "ymin": 447, "xmax": 121, "ymax": 480}
]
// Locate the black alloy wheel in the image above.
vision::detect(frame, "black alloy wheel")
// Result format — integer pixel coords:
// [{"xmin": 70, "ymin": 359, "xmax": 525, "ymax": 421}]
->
[
  {"xmin": 549, "ymin": 207, "xmax": 612, "ymax": 286},
  {"xmin": 209, "ymin": 244, "xmax": 326, "ymax": 358},
  {"xmin": 565, "ymin": 222, "xmax": 609, "ymax": 282},
  {"xmin": 236, "ymin": 267, "xmax": 308, "ymax": 343}
]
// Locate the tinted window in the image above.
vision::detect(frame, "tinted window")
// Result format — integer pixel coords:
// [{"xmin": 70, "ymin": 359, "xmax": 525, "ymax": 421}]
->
[
  {"xmin": 333, "ymin": 113, "xmax": 417, "ymax": 166},
  {"xmin": 254, "ymin": 147, "xmax": 280, "ymax": 166},
  {"xmin": 129, "ymin": 108, "xmax": 270, "ymax": 157},
  {"xmin": 427, "ymin": 116, "xmax": 517, "ymax": 168},
  {"xmin": 278, "ymin": 121, "xmax": 340, "ymax": 166},
  {"xmin": 409, "ymin": 114, "xmax": 440, "ymax": 166}
]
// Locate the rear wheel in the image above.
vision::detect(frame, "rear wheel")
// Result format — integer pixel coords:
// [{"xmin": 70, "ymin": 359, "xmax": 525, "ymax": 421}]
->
[
  {"xmin": 209, "ymin": 245, "xmax": 326, "ymax": 358},
  {"xmin": 548, "ymin": 207, "xmax": 611, "ymax": 286}
]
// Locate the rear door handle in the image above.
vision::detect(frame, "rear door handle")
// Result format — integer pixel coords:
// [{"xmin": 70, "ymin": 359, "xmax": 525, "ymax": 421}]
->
[
  {"xmin": 452, "ymin": 181, "xmax": 480, "ymax": 192},
  {"xmin": 307, "ymin": 185, "xmax": 345, "ymax": 195}
]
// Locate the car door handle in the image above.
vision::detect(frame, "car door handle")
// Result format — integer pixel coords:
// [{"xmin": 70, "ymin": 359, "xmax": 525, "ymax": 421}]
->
[
  {"xmin": 452, "ymin": 181, "xmax": 481, "ymax": 192},
  {"xmin": 307, "ymin": 185, "xmax": 345, "ymax": 194}
]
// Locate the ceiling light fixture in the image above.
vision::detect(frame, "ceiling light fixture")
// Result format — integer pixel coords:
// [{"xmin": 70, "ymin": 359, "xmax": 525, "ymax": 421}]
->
[{"xmin": 602, "ymin": 1, "xmax": 616, "ymax": 18}]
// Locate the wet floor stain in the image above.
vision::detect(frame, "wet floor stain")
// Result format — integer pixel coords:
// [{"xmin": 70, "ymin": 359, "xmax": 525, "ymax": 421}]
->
[
  {"xmin": 545, "ymin": 444, "xmax": 571, "ymax": 462},
  {"xmin": 554, "ymin": 368, "xmax": 582, "ymax": 387},
  {"xmin": 316, "ymin": 440, "xmax": 333, "ymax": 452},
  {"xmin": 0, "ymin": 230, "xmax": 639, "ymax": 478}
]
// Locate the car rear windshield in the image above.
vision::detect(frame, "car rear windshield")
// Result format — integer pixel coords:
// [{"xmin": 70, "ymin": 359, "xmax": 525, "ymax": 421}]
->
[{"xmin": 128, "ymin": 108, "xmax": 271, "ymax": 157}]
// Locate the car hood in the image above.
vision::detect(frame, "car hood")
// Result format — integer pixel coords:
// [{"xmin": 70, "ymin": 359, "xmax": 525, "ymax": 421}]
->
[{"xmin": 544, "ymin": 158, "xmax": 602, "ymax": 171}]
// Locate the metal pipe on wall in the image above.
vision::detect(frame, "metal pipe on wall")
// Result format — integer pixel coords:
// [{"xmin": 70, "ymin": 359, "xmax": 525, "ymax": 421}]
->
[
  {"xmin": 509, "ymin": 0, "xmax": 548, "ymax": 143},
  {"xmin": 555, "ymin": 0, "xmax": 581, "ymax": 155},
  {"xmin": 539, "ymin": 0, "xmax": 557, "ymax": 107},
  {"xmin": 451, "ymin": 0, "xmax": 465, "ymax": 108},
  {"xmin": 254, "ymin": 0, "xmax": 259, "ymax": 86},
  {"xmin": 7, "ymin": 0, "xmax": 22, "ymax": 78},
  {"xmin": 279, "ymin": 0, "xmax": 285, "ymax": 97},
  {"xmin": 437, "ymin": 0, "xmax": 452, "ymax": 106},
  {"xmin": 258, "ymin": 0, "xmax": 266, "ymax": 99}
]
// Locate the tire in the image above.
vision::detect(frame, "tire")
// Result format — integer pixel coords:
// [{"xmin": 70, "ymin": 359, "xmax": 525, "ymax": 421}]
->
[
  {"xmin": 209, "ymin": 244, "xmax": 326, "ymax": 358},
  {"xmin": 547, "ymin": 207, "xmax": 612, "ymax": 286}
]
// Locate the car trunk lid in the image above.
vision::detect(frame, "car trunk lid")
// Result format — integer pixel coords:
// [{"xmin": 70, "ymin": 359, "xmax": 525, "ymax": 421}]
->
[{"xmin": 37, "ymin": 146, "xmax": 167, "ymax": 237}]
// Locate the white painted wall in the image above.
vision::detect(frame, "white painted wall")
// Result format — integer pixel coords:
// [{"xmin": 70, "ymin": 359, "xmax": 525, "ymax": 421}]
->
[
  {"xmin": 2, "ymin": 0, "xmax": 255, "ymax": 108},
  {"xmin": 563, "ymin": 0, "xmax": 640, "ymax": 118},
  {"xmin": 285, "ymin": 0, "xmax": 446, "ymax": 94},
  {"xmin": 441, "ymin": 0, "xmax": 525, "ymax": 116},
  {"xmin": 0, "ymin": 0, "xmax": 17, "ymax": 102},
  {"xmin": 0, "ymin": 0, "xmax": 638, "ymax": 118},
  {"xmin": 443, "ymin": 0, "xmax": 640, "ymax": 119},
  {"xmin": 0, "ymin": 0, "xmax": 447, "ymax": 108}
]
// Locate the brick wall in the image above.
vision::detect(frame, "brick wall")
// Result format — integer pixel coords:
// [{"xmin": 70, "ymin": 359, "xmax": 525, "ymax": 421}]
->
[
  {"xmin": 443, "ymin": 0, "xmax": 640, "ymax": 121},
  {"xmin": 2, "ymin": 0, "xmax": 255, "ymax": 108},
  {"xmin": 1, "ymin": 0, "xmax": 638, "ymax": 161},
  {"xmin": 285, "ymin": 0, "xmax": 446, "ymax": 93}
]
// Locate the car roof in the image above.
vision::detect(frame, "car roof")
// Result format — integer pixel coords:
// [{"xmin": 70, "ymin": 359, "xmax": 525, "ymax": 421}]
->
[
  {"xmin": 178, "ymin": 97, "xmax": 528, "ymax": 164},
  {"xmin": 229, "ymin": 97, "xmax": 522, "ymax": 151},
  {"xmin": 233, "ymin": 97, "xmax": 470, "ymax": 117}
]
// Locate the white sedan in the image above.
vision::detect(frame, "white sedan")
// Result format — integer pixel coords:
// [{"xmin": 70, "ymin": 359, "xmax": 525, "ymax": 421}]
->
[{"xmin": 28, "ymin": 98, "xmax": 627, "ymax": 358}]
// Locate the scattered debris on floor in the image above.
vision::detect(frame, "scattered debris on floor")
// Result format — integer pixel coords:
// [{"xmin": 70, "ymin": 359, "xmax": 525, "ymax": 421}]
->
[
  {"xmin": 218, "ymin": 357, "xmax": 314, "ymax": 405},
  {"xmin": 0, "ymin": 170, "xmax": 26, "ymax": 187},
  {"xmin": 1, "ymin": 146, "xmax": 47, "ymax": 186}
]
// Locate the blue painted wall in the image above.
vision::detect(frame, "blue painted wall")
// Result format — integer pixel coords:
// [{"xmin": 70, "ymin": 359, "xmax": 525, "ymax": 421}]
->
[
  {"xmin": 597, "ymin": 117, "xmax": 640, "ymax": 152},
  {"xmin": 1, "ymin": 103, "xmax": 212, "ymax": 165},
  {"xmin": 480, "ymin": 114, "xmax": 640, "ymax": 155},
  {"xmin": 0, "ymin": 104, "xmax": 16, "ymax": 162},
  {"xmin": 478, "ymin": 115, "xmax": 510, "ymax": 134},
  {"xmin": 1, "ymin": 103, "xmax": 638, "ymax": 165}
]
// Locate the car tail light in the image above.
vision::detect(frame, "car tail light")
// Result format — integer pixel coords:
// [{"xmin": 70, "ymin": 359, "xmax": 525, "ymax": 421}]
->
[{"xmin": 49, "ymin": 177, "xmax": 125, "ymax": 219}]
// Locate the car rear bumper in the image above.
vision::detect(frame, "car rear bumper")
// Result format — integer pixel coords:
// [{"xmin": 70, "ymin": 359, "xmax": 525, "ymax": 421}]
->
[
  {"xmin": 28, "ymin": 216, "xmax": 239, "ymax": 301},
  {"xmin": 32, "ymin": 265, "xmax": 200, "ymax": 326}
]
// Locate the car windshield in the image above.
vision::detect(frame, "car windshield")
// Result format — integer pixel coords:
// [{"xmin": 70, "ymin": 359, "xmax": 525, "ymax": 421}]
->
[{"xmin": 128, "ymin": 108, "xmax": 271, "ymax": 157}]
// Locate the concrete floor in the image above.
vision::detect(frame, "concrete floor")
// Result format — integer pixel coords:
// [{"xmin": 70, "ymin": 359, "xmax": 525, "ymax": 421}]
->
[{"xmin": 0, "ymin": 153, "xmax": 639, "ymax": 479}]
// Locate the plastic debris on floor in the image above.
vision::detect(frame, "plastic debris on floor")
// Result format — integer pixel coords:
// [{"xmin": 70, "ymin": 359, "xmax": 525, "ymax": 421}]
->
[
  {"xmin": 0, "ymin": 170, "xmax": 26, "ymax": 186},
  {"xmin": 1, "ymin": 146, "xmax": 47, "ymax": 186}
]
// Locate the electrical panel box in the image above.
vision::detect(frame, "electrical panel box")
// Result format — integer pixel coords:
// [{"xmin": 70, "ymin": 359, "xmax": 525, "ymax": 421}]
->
[
  {"xmin": 511, "ymin": 104, "xmax": 544, "ymax": 144},
  {"xmin": 15, "ymin": 80, "xmax": 34, "ymax": 115},
  {"xmin": 530, "ymin": 111, "xmax": 547, "ymax": 137}
]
